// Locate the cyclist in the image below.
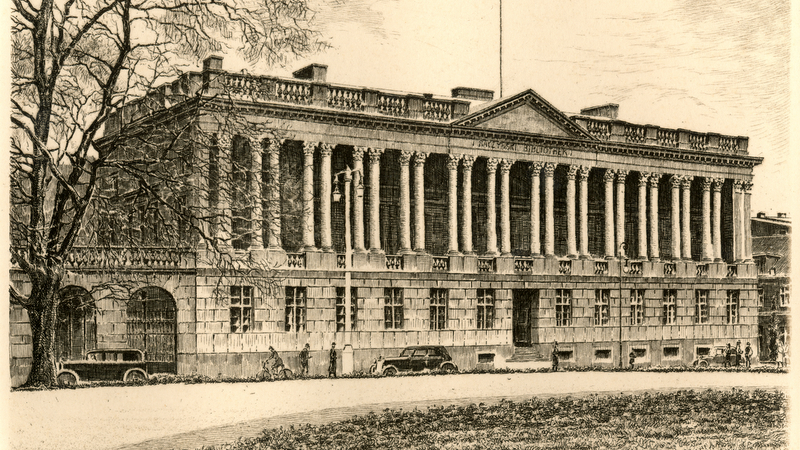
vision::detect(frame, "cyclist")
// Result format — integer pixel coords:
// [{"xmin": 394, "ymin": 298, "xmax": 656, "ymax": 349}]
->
[{"xmin": 263, "ymin": 346, "xmax": 284, "ymax": 380}]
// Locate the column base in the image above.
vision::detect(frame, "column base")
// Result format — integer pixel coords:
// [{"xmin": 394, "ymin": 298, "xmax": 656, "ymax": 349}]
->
[
  {"xmin": 414, "ymin": 249, "xmax": 428, "ymax": 255},
  {"xmin": 398, "ymin": 248, "xmax": 415, "ymax": 255},
  {"xmin": 321, "ymin": 246, "xmax": 334, "ymax": 253},
  {"xmin": 545, "ymin": 253, "xmax": 557, "ymax": 260},
  {"xmin": 370, "ymin": 248, "xmax": 385, "ymax": 255},
  {"xmin": 567, "ymin": 253, "xmax": 578, "ymax": 259},
  {"xmin": 462, "ymin": 250, "xmax": 476, "ymax": 256},
  {"xmin": 579, "ymin": 254, "xmax": 592, "ymax": 260},
  {"xmin": 605, "ymin": 255, "xmax": 615, "ymax": 260},
  {"xmin": 714, "ymin": 257, "xmax": 723, "ymax": 262},
  {"xmin": 448, "ymin": 250, "xmax": 462, "ymax": 256},
  {"xmin": 303, "ymin": 246, "xmax": 319, "ymax": 252},
  {"xmin": 501, "ymin": 251, "xmax": 513, "ymax": 257}
]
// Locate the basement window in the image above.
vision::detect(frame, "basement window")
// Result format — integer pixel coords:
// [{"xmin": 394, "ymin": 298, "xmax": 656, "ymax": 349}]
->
[
  {"xmin": 696, "ymin": 347, "xmax": 711, "ymax": 358},
  {"xmin": 478, "ymin": 353, "xmax": 495, "ymax": 364},
  {"xmin": 557, "ymin": 350, "xmax": 574, "ymax": 361},
  {"xmin": 663, "ymin": 347, "xmax": 680, "ymax": 359},
  {"xmin": 594, "ymin": 349, "xmax": 612, "ymax": 361},
  {"xmin": 632, "ymin": 348, "xmax": 647, "ymax": 359}
]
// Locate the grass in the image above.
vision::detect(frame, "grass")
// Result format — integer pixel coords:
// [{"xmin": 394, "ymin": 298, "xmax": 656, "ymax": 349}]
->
[{"xmin": 201, "ymin": 389, "xmax": 787, "ymax": 449}]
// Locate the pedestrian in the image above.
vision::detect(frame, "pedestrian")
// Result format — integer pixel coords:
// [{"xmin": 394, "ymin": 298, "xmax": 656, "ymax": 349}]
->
[
  {"xmin": 744, "ymin": 342, "xmax": 753, "ymax": 369},
  {"xmin": 299, "ymin": 343, "xmax": 311, "ymax": 376},
  {"xmin": 735, "ymin": 341, "xmax": 743, "ymax": 367},
  {"xmin": 723, "ymin": 343, "xmax": 733, "ymax": 368},
  {"xmin": 551, "ymin": 341, "xmax": 559, "ymax": 372},
  {"xmin": 329, "ymin": 342, "xmax": 337, "ymax": 378},
  {"xmin": 776, "ymin": 339, "xmax": 786, "ymax": 368},
  {"xmin": 629, "ymin": 350, "xmax": 636, "ymax": 370}
]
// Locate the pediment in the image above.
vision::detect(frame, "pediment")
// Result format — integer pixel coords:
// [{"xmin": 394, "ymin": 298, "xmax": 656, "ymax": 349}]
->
[{"xmin": 453, "ymin": 90, "xmax": 596, "ymax": 140}]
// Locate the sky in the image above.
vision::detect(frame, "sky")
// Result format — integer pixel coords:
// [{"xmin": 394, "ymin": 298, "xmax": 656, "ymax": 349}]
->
[{"xmin": 218, "ymin": 0, "xmax": 792, "ymax": 215}]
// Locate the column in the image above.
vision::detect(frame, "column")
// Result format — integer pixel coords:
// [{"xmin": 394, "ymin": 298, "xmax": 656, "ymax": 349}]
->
[
  {"xmin": 486, "ymin": 158, "xmax": 499, "ymax": 255},
  {"xmin": 670, "ymin": 175, "xmax": 681, "ymax": 260},
  {"xmin": 712, "ymin": 178, "xmax": 723, "ymax": 261},
  {"xmin": 368, "ymin": 147, "xmax": 384, "ymax": 253},
  {"xmin": 637, "ymin": 172, "xmax": 649, "ymax": 259},
  {"xmin": 566, "ymin": 165, "xmax": 578, "ymax": 258},
  {"xmin": 543, "ymin": 163, "xmax": 556, "ymax": 257},
  {"xmin": 301, "ymin": 141, "xmax": 317, "ymax": 251},
  {"xmin": 352, "ymin": 147, "xmax": 366, "ymax": 252},
  {"xmin": 319, "ymin": 143, "xmax": 334, "ymax": 252},
  {"xmin": 267, "ymin": 139, "xmax": 282, "ymax": 249},
  {"xmin": 615, "ymin": 170, "xmax": 628, "ymax": 257},
  {"xmin": 732, "ymin": 180, "xmax": 744, "ymax": 262},
  {"xmin": 578, "ymin": 166, "xmax": 591, "ymax": 259},
  {"xmin": 744, "ymin": 182, "xmax": 753, "ymax": 261},
  {"xmin": 413, "ymin": 151, "xmax": 427, "ymax": 253},
  {"xmin": 530, "ymin": 163, "xmax": 542, "ymax": 257},
  {"xmin": 681, "ymin": 176, "xmax": 693, "ymax": 260},
  {"xmin": 447, "ymin": 154, "xmax": 461, "ymax": 255},
  {"xmin": 603, "ymin": 169, "xmax": 615, "ymax": 259},
  {"xmin": 249, "ymin": 138, "xmax": 264, "ymax": 250},
  {"xmin": 701, "ymin": 177, "xmax": 713, "ymax": 261},
  {"xmin": 461, "ymin": 155, "xmax": 475, "ymax": 254},
  {"xmin": 216, "ymin": 134, "xmax": 232, "ymax": 250},
  {"xmin": 649, "ymin": 173, "xmax": 660, "ymax": 260},
  {"xmin": 398, "ymin": 150, "xmax": 413, "ymax": 254},
  {"xmin": 499, "ymin": 159, "xmax": 512, "ymax": 256}
]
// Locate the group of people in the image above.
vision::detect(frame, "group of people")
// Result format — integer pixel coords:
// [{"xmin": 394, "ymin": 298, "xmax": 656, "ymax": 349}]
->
[
  {"xmin": 263, "ymin": 342, "xmax": 339, "ymax": 379},
  {"xmin": 723, "ymin": 341, "xmax": 754, "ymax": 369}
]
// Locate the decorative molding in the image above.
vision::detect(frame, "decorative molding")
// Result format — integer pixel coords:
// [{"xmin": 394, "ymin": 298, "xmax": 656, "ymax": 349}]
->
[
  {"xmin": 681, "ymin": 175, "xmax": 694, "ymax": 189},
  {"xmin": 566, "ymin": 165, "xmax": 579, "ymax": 180},
  {"xmin": 670, "ymin": 175, "xmax": 682, "ymax": 189},
  {"xmin": 461, "ymin": 154, "xmax": 476, "ymax": 170},
  {"xmin": 701, "ymin": 177, "xmax": 713, "ymax": 191},
  {"xmin": 486, "ymin": 158, "xmax": 500, "ymax": 173},
  {"xmin": 302, "ymin": 141, "xmax": 318, "ymax": 156},
  {"xmin": 638, "ymin": 172, "xmax": 651, "ymax": 187},
  {"xmin": 447, "ymin": 154, "xmax": 461, "ymax": 170},
  {"xmin": 319, "ymin": 142, "xmax": 335, "ymax": 156},
  {"xmin": 399, "ymin": 150, "xmax": 413, "ymax": 166},
  {"xmin": 604, "ymin": 169, "xmax": 616, "ymax": 183},
  {"xmin": 578, "ymin": 165, "xmax": 591, "ymax": 180},
  {"xmin": 499, "ymin": 158, "xmax": 513, "ymax": 173},
  {"xmin": 615, "ymin": 169, "xmax": 629, "ymax": 183},
  {"xmin": 352, "ymin": 146, "xmax": 366, "ymax": 163},
  {"xmin": 649, "ymin": 173, "xmax": 661, "ymax": 185},
  {"xmin": 542, "ymin": 162, "xmax": 556, "ymax": 177},
  {"xmin": 711, "ymin": 177, "xmax": 724, "ymax": 192},
  {"xmin": 413, "ymin": 151, "xmax": 428, "ymax": 167}
]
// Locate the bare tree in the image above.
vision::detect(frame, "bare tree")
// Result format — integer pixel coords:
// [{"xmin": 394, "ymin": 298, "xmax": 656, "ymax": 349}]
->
[{"xmin": 11, "ymin": 0, "xmax": 324, "ymax": 387}]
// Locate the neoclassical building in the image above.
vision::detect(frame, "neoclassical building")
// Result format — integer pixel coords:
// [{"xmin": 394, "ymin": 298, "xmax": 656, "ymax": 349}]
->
[{"xmin": 9, "ymin": 56, "xmax": 762, "ymax": 384}]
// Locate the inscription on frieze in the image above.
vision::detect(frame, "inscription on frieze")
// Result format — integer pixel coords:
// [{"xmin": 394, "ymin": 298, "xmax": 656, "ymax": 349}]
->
[{"xmin": 472, "ymin": 139, "xmax": 570, "ymax": 157}]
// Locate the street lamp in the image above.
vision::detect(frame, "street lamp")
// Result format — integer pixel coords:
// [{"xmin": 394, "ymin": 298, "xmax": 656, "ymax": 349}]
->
[{"xmin": 618, "ymin": 242, "xmax": 629, "ymax": 368}]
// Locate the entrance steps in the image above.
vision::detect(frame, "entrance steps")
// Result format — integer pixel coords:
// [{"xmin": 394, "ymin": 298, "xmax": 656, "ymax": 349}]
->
[{"xmin": 507, "ymin": 346, "xmax": 547, "ymax": 363}]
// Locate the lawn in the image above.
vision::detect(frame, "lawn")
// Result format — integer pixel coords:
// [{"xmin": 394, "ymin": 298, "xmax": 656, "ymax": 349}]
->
[{"xmin": 202, "ymin": 389, "xmax": 786, "ymax": 449}]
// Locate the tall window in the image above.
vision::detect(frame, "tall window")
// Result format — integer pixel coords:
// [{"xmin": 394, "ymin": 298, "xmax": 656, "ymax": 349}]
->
[
  {"xmin": 231, "ymin": 138, "xmax": 252, "ymax": 250},
  {"xmin": 594, "ymin": 289, "xmax": 609, "ymax": 326},
  {"xmin": 230, "ymin": 286, "xmax": 253, "ymax": 333},
  {"xmin": 555, "ymin": 289, "xmax": 572, "ymax": 327},
  {"xmin": 285, "ymin": 287, "xmax": 306, "ymax": 332},
  {"xmin": 695, "ymin": 290, "xmax": 709, "ymax": 324},
  {"xmin": 384, "ymin": 288, "xmax": 404, "ymax": 329},
  {"xmin": 780, "ymin": 286, "xmax": 790, "ymax": 307},
  {"xmin": 430, "ymin": 289, "xmax": 448, "ymax": 330},
  {"xmin": 663, "ymin": 290, "xmax": 677, "ymax": 325},
  {"xmin": 477, "ymin": 289, "xmax": 495, "ymax": 329},
  {"xmin": 726, "ymin": 290, "xmax": 740, "ymax": 324},
  {"xmin": 630, "ymin": 290, "xmax": 644, "ymax": 325},
  {"xmin": 335, "ymin": 287, "xmax": 358, "ymax": 332},
  {"xmin": 758, "ymin": 288, "xmax": 764, "ymax": 307}
]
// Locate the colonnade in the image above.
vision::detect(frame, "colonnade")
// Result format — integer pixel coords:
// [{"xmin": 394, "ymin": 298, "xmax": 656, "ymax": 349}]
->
[{"xmin": 215, "ymin": 137, "xmax": 754, "ymax": 263}]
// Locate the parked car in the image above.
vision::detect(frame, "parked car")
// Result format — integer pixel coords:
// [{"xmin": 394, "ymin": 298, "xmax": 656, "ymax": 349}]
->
[
  {"xmin": 56, "ymin": 349, "xmax": 149, "ymax": 386},
  {"xmin": 372, "ymin": 345, "xmax": 458, "ymax": 376},
  {"xmin": 692, "ymin": 346, "xmax": 728, "ymax": 368}
]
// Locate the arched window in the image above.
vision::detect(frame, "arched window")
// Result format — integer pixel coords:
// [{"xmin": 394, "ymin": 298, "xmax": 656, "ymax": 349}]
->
[{"xmin": 56, "ymin": 286, "xmax": 96, "ymax": 360}]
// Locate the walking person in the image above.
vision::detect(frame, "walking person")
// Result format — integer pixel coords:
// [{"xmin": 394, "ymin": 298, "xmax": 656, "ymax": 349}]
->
[
  {"xmin": 628, "ymin": 350, "xmax": 636, "ymax": 370},
  {"xmin": 328, "ymin": 342, "xmax": 338, "ymax": 378},
  {"xmin": 299, "ymin": 343, "xmax": 311, "ymax": 376},
  {"xmin": 723, "ymin": 343, "xmax": 733, "ymax": 368},
  {"xmin": 735, "ymin": 341, "xmax": 743, "ymax": 367},
  {"xmin": 551, "ymin": 341, "xmax": 559, "ymax": 372},
  {"xmin": 744, "ymin": 342, "xmax": 753, "ymax": 369}
]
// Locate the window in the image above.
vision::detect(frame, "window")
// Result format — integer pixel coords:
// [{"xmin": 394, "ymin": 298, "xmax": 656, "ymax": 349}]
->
[
  {"xmin": 285, "ymin": 287, "xmax": 306, "ymax": 332},
  {"xmin": 478, "ymin": 353, "xmax": 495, "ymax": 364},
  {"xmin": 780, "ymin": 286, "xmax": 790, "ymax": 307},
  {"xmin": 663, "ymin": 290, "xmax": 677, "ymax": 325},
  {"xmin": 594, "ymin": 349, "xmax": 612, "ymax": 361},
  {"xmin": 758, "ymin": 288, "xmax": 764, "ymax": 307},
  {"xmin": 630, "ymin": 290, "xmax": 644, "ymax": 325},
  {"xmin": 663, "ymin": 346, "xmax": 680, "ymax": 359},
  {"xmin": 477, "ymin": 289, "xmax": 495, "ymax": 329},
  {"xmin": 726, "ymin": 290, "xmax": 740, "ymax": 324},
  {"xmin": 384, "ymin": 288, "xmax": 404, "ymax": 329},
  {"xmin": 555, "ymin": 290, "xmax": 572, "ymax": 326},
  {"xmin": 430, "ymin": 289, "xmax": 448, "ymax": 330},
  {"xmin": 335, "ymin": 287, "xmax": 358, "ymax": 332},
  {"xmin": 632, "ymin": 348, "xmax": 647, "ymax": 359},
  {"xmin": 695, "ymin": 290, "xmax": 709, "ymax": 324},
  {"xmin": 696, "ymin": 347, "xmax": 711, "ymax": 357},
  {"xmin": 557, "ymin": 350, "xmax": 574, "ymax": 361},
  {"xmin": 594, "ymin": 290, "xmax": 610, "ymax": 326},
  {"xmin": 231, "ymin": 138, "xmax": 252, "ymax": 250},
  {"xmin": 230, "ymin": 286, "xmax": 253, "ymax": 333}
]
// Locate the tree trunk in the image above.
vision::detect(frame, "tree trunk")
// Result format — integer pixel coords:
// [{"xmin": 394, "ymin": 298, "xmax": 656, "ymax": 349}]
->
[{"xmin": 22, "ymin": 279, "xmax": 61, "ymax": 387}]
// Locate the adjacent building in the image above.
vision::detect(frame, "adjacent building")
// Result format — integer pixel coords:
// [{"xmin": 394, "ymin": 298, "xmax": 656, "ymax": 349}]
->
[
  {"xmin": 10, "ymin": 57, "xmax": 763, "ymax": 385},
  {"xmin": 753, "ymin": 212, "xmax": 791, "ymax": 361}
]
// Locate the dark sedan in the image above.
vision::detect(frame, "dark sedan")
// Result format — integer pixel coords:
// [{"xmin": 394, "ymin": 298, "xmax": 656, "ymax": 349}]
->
[
  {"xmin": 374, "ymin": 345, "xmax": 458, "ymax": 376},
  {"xmin": 57, "ymin": 349, "xmax": 149, "ymax": 386}
]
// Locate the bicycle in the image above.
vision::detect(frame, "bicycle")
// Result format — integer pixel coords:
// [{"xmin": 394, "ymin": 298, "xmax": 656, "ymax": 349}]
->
[{"xmin": 258, "ymin": 360, "xmax": 294, "ymax": 381}]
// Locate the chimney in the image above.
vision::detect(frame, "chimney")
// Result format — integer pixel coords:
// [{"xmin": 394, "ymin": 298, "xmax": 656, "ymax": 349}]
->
[
  {"xmin": 580, "ymin": 103, "xmax": 619, "ymax": 120},
  {"xmin": 757, "ymin": 212, "xmax": 766, "ymax": 218},
  {"xmin": 292, "ymin": 64, "xmax": 327, "ymax": 83},
  {"xmin": 203, "ymin": 55, "xmax": 223, "ymax": 72},
  {"xmin": 451, "ymin": 87, "xmax": 494, "ymax": 102},
  {"xmin": 777, "ymin": 212, "xmax": 787, "ymax": 218}
]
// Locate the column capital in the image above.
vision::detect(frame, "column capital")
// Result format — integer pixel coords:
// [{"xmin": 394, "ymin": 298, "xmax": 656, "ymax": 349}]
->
[
  {"xmin": 462, "ymin": 154, "xmax": 476, "ymax": 170},
  {"xmin": 701, "ymin": 177, "xmax": 713, "ymax": 191},
  {"xmin": 368, "ymin": 147, "xmax": 384, "ymax": 161},
  {"xmin": 615, "ymin": 169, "xmax": 629, "ymax": 184},
  {"xmin": 711, "ymin": 177, "xmax": 724, "ymax": 192},
  {"xmin": 249, "ymin": 136, "xmax": 267, "ymax": 151},
  {"xmin": 638, "ymin": 171, "xmax": 650, "ymax": 187},
  {"xmin": 268, "ymin": 138, "xmax": 284, "ymax": 153},
  {"xmin": 319, "ymin": 142, "xmax": 335, "ymax": 156},
  {"xmin": 604, "ymin": 168, "xmax": 616, "ymax": 183},
  {"xmin": 566, "ymin": 165, "xmax": 578, "ymax": 180},
  {"xmin": 742, "ymin": 181, "xmax": 753, "ymax": 193},
  {"xmin": 578, "ymin": 165, "xmax": 591, "ymax": 180},
  {"xmin": 486, "ymin": 157, "xmax": 500, "ymax": 173},
  {"xmin": 413, "ymin": 151, "xmax": 428, "ymax": 167},
  {"xmin": 499, "ymin": 158, "xmax": 513, "ymax": 173},
  {"xmin": 399, "ymin": 150, "xmax": 413, "ymax": 166},
  {"xmin": 447, "ymin": 153, "xmax": 461, "ymax": 170},
  {"xmin": 216, "ymin": 133, "xmax": 233, "ymax": 149},
  {"xmin": 670, "ymin": 174, "xmax": 682, "ymax": 189},
  {"xmin": 542, "ymin": 162, "xmax": 556, "ymax": 177},
  {"xmin": 681, "ymin": 175, "xmax": 694, "ymax": 189},
  {"xmin": 303, "ymin": 141, "xmax": 318, "ymax": 156},
  {"xmin": 352, "ymin": 146, "xmax": 367, "ymax": 163},
  {"xmin": 649, "ymin": 172, "xmax": 661, "ymax": 186},
  {"xmin": 530, "ymin": 161, "xmax": 543, "ymax": 176}
]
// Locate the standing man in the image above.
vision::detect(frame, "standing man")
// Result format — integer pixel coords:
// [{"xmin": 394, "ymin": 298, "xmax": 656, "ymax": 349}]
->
[
  {"xmin": 329, "ymin": 342, "xmax": 338, "ymax": 378},
  {"xmin": 551, "ymin": 341, "xmax": 559, "ymax": 372},
  {"xmin": 735, "ymin": 341, "xmax": 743, "ymax": 367},
  {"xmin": 628, "ymin": 350, "xmax": 636, "ymax": 370},
  {"xmin": 299, "ymin": 343, "xmax": 311, "ymax": 376},
  {"xmin": 723, "ymin": 343, "xmax": 733, "ymax": 368},
  {"xmin": 744, "ymin": 342, "xmax": 753, "ymax": 370}
]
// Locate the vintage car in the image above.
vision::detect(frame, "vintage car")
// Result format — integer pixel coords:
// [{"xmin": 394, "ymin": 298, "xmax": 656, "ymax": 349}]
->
[
  {"xmin": 692, "ymin": 346, "xmax": 730, "ymax": 368},
  {"xmin": 372, "ymin": 345, "xmax": 458, "ymax": 376},
  {"xmin": 56, "ymin": 349, "xmax": 149, "ymax": 386}
]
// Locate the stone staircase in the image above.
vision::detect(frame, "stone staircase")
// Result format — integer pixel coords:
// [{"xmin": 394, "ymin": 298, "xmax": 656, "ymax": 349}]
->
[{"xmin": 506, "ymin": 346, "xmax": 548, "ymax": 363}]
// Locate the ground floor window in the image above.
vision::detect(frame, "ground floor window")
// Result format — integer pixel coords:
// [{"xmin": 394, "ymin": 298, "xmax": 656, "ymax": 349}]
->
[
  {"xmin": 663, "ymin": 290, "xmax": 676, "ymax": 325},
  {"xmin": 335, "ymin": 287, "xmax": 358, "ymax": 332},
  {"xmin": 476, "ymin": 289, "xmax": 495, "ymax": 329},
  {"xmin": 384, "ymin": 288, "xmax": 404, "ymax": 329},
  {"xmin": 430, "ymin": 289, "xmax": 448, "ymax": 330},
  {"xmin": 695, "ymin": 290, "xmax": 709, "ymax": 324},
  {"xmin": 630, "ymin": 289, "xmax": 644, "ymax": 325},
  {"xmin": 555, "ymin": 289, "xmax": 572, "ymax": 327},
  {"xmin": 594, "ymin": 289, "xmax": 609, "ymax": 326},
  {"xmin": 726, "ymin": 290, "xmax": 740, "ymax": 324},
  {"xmin": 285, "ymin": 286, "xmax": 306, "ymax": 332},
  {"xmin": 230, "ymin": 286, "xmax": 253, "ymax": 333}
]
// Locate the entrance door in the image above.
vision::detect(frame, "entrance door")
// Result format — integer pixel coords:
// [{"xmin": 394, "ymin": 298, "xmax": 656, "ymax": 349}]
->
[
  {"xmin": 513, "ymin": 290, "xmax": 535, "ymax": 347},
  {"xmin": 127, "ymin": 287, "xmax": 177, "ymax": 374}
]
